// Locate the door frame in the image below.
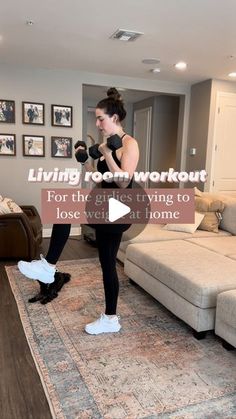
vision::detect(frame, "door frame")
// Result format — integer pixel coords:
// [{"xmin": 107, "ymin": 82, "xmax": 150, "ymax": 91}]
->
[
  {"xmin": 133, "ymin": 106, "xmax": 152, "ymax": 172},
  {"xmin": 210, "ymin": 91, "xmax": 236, "ymax": 192}
]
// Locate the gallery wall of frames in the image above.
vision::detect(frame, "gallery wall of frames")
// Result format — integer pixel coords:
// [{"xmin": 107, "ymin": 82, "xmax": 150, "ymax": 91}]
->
[{"xmin": 0, "ymin": 99, "xmax": 73, "ymax": 158}]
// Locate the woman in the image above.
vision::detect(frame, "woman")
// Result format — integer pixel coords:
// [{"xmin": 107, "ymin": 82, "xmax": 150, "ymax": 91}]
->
[{"xmin": 18, "ymin": 88, "xmax": 139, "ymax": 335}]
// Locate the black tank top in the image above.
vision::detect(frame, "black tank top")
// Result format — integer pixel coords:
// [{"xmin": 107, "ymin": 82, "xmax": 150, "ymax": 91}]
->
[
  {"xmin": 92, "ymin": 134, "xmax": 132, "ymax": 234},
  {"xmin": 96, "ymin": 134, "xmax": 133, "ymax": 189}
]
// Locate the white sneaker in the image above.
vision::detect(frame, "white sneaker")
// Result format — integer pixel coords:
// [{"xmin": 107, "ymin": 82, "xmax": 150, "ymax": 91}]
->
[
  {"xmin": 17, "ymin": 254, "xmax": 56, "ymax": 284},
  {"xmin": 85, "ymin": 314, "xmax": 121, "ymax": 335}
]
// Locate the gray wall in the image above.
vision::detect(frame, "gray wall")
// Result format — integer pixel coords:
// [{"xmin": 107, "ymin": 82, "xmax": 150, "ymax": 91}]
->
[
  {"xmin": 0, "ymin": 63, "xmax": 189, "ymax": 232},
  {"xmin": 186, "ymin": 79, "xmax": 212, "ymax": 174},
  {"xmin": 0, "ymin": 66, "xmax": 82, "ymax": 231},
  {"xmin": 151, "ymin": 95, "xmax": 179, "ymax": 173}
]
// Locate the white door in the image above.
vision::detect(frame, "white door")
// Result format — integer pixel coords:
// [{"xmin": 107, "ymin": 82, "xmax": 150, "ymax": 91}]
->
[
  {"xmin": 133, "ymin": 107, "xmax": 152, "ymax": 174},
  {"xmin": 212, "ymin": 93, "xmax": 236, "ymax": 193}
]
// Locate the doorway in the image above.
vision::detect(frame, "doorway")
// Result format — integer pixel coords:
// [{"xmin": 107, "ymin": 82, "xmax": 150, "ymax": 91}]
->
[
  {"xmin": 83, "ymin": 85, "xmax": 183, "ymax": 177},
  {"xmin": 212, "ymin": 92, "xmax": 236, "ymax": 193}
]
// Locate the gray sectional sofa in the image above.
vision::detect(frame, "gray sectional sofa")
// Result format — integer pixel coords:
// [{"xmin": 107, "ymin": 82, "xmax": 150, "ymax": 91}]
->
[{"xmin": 118, "ymin": 192, "xmax": 236, "ymax": 342}]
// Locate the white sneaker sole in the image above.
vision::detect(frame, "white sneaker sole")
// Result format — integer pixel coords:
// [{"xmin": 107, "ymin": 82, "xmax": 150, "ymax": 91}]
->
[
  {"xmin": 84, "ymin": 324, "xmax": 121, "ymax": 335},
  {"xmin": 17, "ymin": 261, "xmax": 55, "ymax": 284}
]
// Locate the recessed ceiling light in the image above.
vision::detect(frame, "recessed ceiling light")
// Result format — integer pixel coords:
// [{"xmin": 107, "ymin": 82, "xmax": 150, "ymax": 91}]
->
[
  {"xmin": 150, "ymin": 68, "xmax": 161, "ymax": 73},
  {"xmin": 228, "ymin": 72, "xmax": 236, "ymax": 77},
  {"xmin": 26, "ymin": 20, "xmax": 34, "ymax": 26},
  {"xmin": 175, "ymin": 61, "xmax": 187, "ymax": 70},
  {"xmin": 142, "ymin": 58, "xmax": 160, "ymax": 65}
]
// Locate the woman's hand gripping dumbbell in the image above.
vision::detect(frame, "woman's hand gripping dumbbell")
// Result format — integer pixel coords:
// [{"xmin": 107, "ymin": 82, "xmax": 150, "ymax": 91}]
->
[
  {"xmin": 74, "ymin": 134, "xmax": 123, "ymax": 163},
  {"xmin": 74, "ymin": 140, "xmax": 88, "ymax": 163}
]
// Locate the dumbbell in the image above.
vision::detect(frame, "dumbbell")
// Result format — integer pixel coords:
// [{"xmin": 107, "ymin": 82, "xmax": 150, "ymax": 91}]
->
[
  {"xmin": 74, "ymin": 141, "xmax": 100, "ymax": 162},
  {"xmin": 74, "ymin": 140, "xmax": 88, "ymax": 163},
  {"xmin": 75, "ymin": 134, "xmax": 122, "ymax": 163},
  {"xmin": 89, "ymin": 134, "xmax": 122, "ymax": 159}
]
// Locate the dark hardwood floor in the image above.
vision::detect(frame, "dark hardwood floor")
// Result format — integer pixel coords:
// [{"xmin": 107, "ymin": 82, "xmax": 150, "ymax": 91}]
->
[{"xmin": 0, "ymin": 236, "xmax": 98, "ymax": 419}]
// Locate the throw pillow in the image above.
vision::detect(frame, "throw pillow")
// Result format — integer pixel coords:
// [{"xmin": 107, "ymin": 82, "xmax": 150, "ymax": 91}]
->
[
  {"xmin": 162, "ymin": 211, "xmax": 204, "ymax": 234},
  {"xmin": 194, "ymin": 187, "xmax": 203, "ymax": 197},
  {"xmin": 0, "ymin": 195, "xmax": 23, "ymax": 214},
  {"xmin": 195, "ymin": 195, "xmax": 224, "ymax": 233}
]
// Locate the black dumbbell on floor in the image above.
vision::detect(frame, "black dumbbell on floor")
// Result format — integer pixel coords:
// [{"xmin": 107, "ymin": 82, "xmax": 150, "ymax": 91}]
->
[{"xmin": 75, "ymin": 135, "xmax": 123, "ymax": 163}]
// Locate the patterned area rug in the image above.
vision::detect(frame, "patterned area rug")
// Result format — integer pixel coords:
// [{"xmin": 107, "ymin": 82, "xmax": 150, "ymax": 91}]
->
[{"xmin": 6, "ymin": 259, "xmax": 236, "ymax": 419}]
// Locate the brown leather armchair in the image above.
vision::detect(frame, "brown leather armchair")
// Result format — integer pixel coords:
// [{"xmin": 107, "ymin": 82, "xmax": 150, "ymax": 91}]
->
[{"xmin": 0, "ymin": 205, "xmax": 42, "ymax": 260}]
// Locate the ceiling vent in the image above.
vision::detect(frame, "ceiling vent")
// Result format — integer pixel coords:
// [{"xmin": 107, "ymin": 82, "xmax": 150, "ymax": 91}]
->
[{"xmin": 110, "ymin": 29, "xmax": 144, "ymax": 42}]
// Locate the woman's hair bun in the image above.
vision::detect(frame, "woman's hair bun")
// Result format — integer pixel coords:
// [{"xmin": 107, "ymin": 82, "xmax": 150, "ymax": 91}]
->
[
  {"xmin": 96, "ymin": 86, "xmax": 126, "ymax": 121},
  {"xmin": 107, "ymin": 87, "xmax": 121, "ymax": 101}
]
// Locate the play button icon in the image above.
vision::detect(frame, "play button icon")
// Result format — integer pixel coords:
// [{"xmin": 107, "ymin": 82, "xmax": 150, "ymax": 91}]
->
[{"xmin": 108, "ymin": 198, "xmax": 131, "ymax": 222}]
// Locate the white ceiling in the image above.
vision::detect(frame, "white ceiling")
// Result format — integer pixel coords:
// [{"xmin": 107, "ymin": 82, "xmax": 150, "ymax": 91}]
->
[{"xmin": 1, "ymin": 0, "xmax": 236, "ymax": 85}]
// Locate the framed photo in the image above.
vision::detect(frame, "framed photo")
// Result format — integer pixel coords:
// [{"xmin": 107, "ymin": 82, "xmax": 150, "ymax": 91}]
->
[
  {"xmin": 23, "ymin": 135, "xmax": 45, "ymax": 157},
  {"xmin": 22, "ymin": 101, "xmax": 45, "ymax": 125},
  {"xmin": 0, "ymin": 134, "xmax": 16, "ymax": 156},
  {"xmin": 51, "ymin": 105, "xmax": 73, "ymax": 127},
  {"xmin": 51, "ymin": 136, "xmax": 72, "ymax": 158},
  {"xmin": 0, "ymin": 100, "xmax": 15, "ymax": 123}
]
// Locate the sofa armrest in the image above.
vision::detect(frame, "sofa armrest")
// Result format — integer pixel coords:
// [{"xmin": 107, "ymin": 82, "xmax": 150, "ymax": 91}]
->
[
  {"xmin": 20, "ymin": 205, "xmax": 41, "ymax": 218},
  {"xmin": 0, "ymin": 212, "xmax": 35, "ymax": 259},
  {"xmin": 0, "ymin": 212, "xmax": 34, "ymax": 237},
  {"xmin": 20, "ymin": 206, "xmax": 42, "ymax": 242}
]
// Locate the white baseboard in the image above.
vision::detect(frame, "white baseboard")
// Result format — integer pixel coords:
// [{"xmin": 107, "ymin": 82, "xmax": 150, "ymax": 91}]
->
[{"xmin": 43, "ymin": 226, "xmax": 81, "ymax": 238}]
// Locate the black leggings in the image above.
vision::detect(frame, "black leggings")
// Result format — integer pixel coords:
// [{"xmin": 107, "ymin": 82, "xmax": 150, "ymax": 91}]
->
[
  {"xmin": 45, "ymin": 224, "xmax": 123, "ymax": 315},
  {"xmin": 46, "ymin": 224, "xmax": 71, "ymax": 264},
  {"xmin": 96, "ymin": 229, "xmax": 122, "ymax": 315}
]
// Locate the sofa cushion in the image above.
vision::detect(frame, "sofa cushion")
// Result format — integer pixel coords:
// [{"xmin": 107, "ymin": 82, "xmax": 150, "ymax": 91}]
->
[
  {"xmin": 216, "ymin": 290, "xmax": 236, "ymax": 329},
  {"xmin": 0, "ymin": 195, "xmax": 23, "ymax": 214},
  {"xmin": 119, "ymin": 224, "xmax": 231, "ymax": 253},
  {"xmin": 194, "ymin": 187, "xmax": 203, "ymax": 197},
  {"xmin": 186, "ymin": 237, "xmax": 236, "ymax": 257},
  {"xmin": 125, "ymin": 240, "xmax": 236, "ymax": 309},
  {"xmin": 220, "ymin": 196, "xmax": 236, "ymax": 235},
  {"xmin": 195, "ymin": 196, "xmax": 224, "ymax": 233},
  {"xmin": 162, "ymin": 211, "xmax": 204, "ymax": 234}
]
